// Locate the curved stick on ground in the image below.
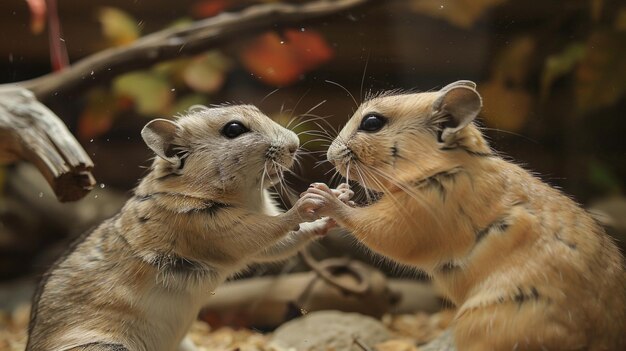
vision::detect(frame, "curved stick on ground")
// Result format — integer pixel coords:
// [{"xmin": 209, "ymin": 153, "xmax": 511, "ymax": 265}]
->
[{"xmin": 0, "ymin": 87, "xmax": 95, "ymax": 202}]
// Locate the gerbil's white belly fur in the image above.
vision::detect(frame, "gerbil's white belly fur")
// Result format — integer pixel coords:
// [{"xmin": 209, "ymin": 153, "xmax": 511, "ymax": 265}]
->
[
  {"xmin": 127, "ymin": 289, "xmax": 204, "ymax": 351},
  {"xmin": 53, "ymin": 278, "xmax": 222, "ymax": 351}
]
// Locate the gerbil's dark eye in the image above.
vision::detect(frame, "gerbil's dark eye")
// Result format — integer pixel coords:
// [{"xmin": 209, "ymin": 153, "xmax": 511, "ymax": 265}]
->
[
  {"xmin": 222, "ymin": 121, "xmax": 249, "ymax": 138},
  {"xmin": 358, "ymin": 113, "xmax": 387, "ymax": 132}
]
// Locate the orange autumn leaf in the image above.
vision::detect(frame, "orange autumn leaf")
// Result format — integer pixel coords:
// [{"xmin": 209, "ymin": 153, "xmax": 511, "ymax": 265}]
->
[
  {"xmin": 78, "ymin": 110, "xmax": 114, "ymax": 141},
  {"xmin": 285, "ymin": 29, "xmax": 333, "ymax": 70},
  {"xmin": 192, "ymin": 0, "xmax": 231, "ymax": 18},
  {"xmin": 78, "ymin": 89, "xmax": 118, "ymax": 140},
  {"xmin": 26, "ymin": 0, "xmax": 47, "ymax": 34},
  {"xmin": 240, "ymin": 29, "xmax": 333, "ymax": 86}
]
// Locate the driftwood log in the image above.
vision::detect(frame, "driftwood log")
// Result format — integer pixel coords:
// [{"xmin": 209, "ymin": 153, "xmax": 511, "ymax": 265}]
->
[
  {"xmin": 1, "ymin": 0, "xmax": 370, "ymax": 202},
  {"xmin": 0, "ymin": 87, "xmax": 95, "ymax": 202}
]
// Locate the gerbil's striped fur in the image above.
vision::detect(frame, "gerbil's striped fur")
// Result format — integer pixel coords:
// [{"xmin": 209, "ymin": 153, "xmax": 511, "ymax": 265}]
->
[
  {"xmin": 26, "ymin": 105, "xmax": 335, "ymax": 351},
  {"xmin": 307, "ymin": 81, "xmax": 626, "ymax": 350}
]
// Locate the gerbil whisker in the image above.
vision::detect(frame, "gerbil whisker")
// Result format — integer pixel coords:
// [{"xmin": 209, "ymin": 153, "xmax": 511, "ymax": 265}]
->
[
  {"xmin": 289, "ymin": 89, "xmax": 310, "ymax": 121},
  {"xmin": 312, "ymin": 120, "xmax": 339, "ymax": 139},
  {"xmin": 303, "ymin": 100, "xmax": 327, "ymax": 118},
  {"xmin": 360, "ymin": 51, "xmax": 370, "ymax": 103},
  {"xmin": 325, "ymin": 79, "xmax": 358, "ymax": 109},
  {"xmin": 272, "ymin": 161, "xmax": 294, "ymax": 208},
  {"xmin": 260, "ymin": 88, "xmax": 280, "ymax": 104},
  {"xmin": 357, "ymin": 168, "xmax": 433, "ymax": 236},
  {"xmin": 313, "ymin": 159, "xmax": 331, "ymax": 170},
  {"xmin": 322, "ymin": 163, "xmax": 339, "ymax": 174},
  {"xmin": 260, "ymin": 163, "xmax": 268, "ymax": 195},
  {"xmin": 351, "ymin": 162, "xmax": 373, "ymax": 204},
  {"xmin": 296, "ymin": 131, "xmax": 334, "ymax": 141},
  {"xmin": 275, "ymin": 161, "xmax": 308, "ymax": 183},
  {"xmin": 300, "ymin": 138, "xmax": 331, "ymax": 150},
  {"xmin": 478, "ymin": 127, "xmax": 540, "ymax": 144},
  {"xmin": 292, "ymin": 151, "xmax": 304, "ymax": 173},
  {"xmin": 362, "ymin": 166, "xmax": 445, "ymax": 232},
  {"xmin": 299, "ymin": 149, "xmax": 327, "ymax": 155},
  {"xmin": 290, "ymin": 114, "xmax": 334, "ymax": 134},
  {"xmin": 270, "ymin": 162, "xmax": 289, "ymax": 208}
]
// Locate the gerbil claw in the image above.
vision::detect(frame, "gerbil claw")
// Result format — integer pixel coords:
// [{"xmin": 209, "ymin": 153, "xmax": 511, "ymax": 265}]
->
[
  {"xmin": 337, "ymin": 183, "xmax": 350, "ymax": 190},
  {"xmin": 312, "ymin": 182, "xmax": 333, "ymax": 194}
]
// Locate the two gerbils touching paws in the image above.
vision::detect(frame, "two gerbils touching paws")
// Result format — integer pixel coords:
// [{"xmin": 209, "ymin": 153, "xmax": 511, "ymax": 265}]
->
[{"xmin": 295, "ymin": 182, "xmax": 353, "ymax": 232}]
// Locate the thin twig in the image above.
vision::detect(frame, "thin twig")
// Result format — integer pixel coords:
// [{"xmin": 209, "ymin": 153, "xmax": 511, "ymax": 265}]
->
[{"xmin": 353, "ymin": 336, "xmax": 375, "ymax": 351}]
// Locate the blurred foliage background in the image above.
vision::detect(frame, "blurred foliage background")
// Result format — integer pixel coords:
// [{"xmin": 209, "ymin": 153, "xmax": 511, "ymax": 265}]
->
[{"xmin": 0, "ymin": 0, "xmax": 625, "ymax": 281}]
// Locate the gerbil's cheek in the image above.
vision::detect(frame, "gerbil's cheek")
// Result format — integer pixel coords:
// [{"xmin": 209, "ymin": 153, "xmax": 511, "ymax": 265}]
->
[{"xmin": 288, "ymin": 130, "xmax": 300, "ymax": 150}]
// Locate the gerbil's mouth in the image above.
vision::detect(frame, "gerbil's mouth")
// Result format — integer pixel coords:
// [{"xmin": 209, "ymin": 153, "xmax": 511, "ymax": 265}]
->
[
  {"xmin": 265, "ymin": 168, "xmax": 282, "ymax": 179},
  {"xmin": 331, "ymin": 158, "xmax": 392, "ymax": 196},
  {"xmin": 351, "ymin": 185, "xmax": 383, "ymax": 207},
  {"xmin": 262, "ymin": 157, "xmax": 293, "ymax": 187}
]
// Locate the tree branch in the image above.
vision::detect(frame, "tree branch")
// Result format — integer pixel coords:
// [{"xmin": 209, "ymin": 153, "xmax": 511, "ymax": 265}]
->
[
  {"xmin": 0, "ymin": 0, "xmax": 369, "ymax": 202},
  {"xmin": 19, "ymin": 0, "xmax": 370, "ymax": 101}
]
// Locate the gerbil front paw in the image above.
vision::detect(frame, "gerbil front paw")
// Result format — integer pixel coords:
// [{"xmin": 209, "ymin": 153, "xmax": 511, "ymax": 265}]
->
[
  {"xmin": 334, "ymin": 183, "xmax": 356, "ymax": 206},
  {"xmin": 302, "ymin": 183, "xmax": 346, "ymax": 216},
  {"xmin": 293, "ymin": 193, "xmax": 326, "ymax": 222},
  {"xmin": 312, "ymin": 217, "xmax": 337, "ymax": 236}
]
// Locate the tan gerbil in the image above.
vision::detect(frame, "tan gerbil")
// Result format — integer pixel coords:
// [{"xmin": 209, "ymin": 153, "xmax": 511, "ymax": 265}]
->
[
  {"xmin": 306, "ymin": 81, "xmax": 626, "ymax": 350},
  {"xmin": 26, "ymin": 105, "xmax": 344, "ymax": 351}
]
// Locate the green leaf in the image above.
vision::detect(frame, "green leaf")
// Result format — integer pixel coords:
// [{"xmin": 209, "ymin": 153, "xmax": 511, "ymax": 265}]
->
[
  {"xmin": 540, "ymin": 42, "xmax": 585, "ymax": 100},
  {"xmin": 98, "ymin": 7, "xmax": 140, "ymax": 46},
  {"xmin": 588, "ymin": 161, "xmax": 622, "ymax": 194},
  {"xmin": 154, "ymin": 57, "xmax": 194, "ymax": 88},
  {"xmin": 113, "ymin": 71, "xmax": 172, "ymax": 115}
]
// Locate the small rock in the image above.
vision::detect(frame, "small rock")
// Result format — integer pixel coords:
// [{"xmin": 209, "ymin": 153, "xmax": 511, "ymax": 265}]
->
[{"xmin": 268, "ymin": 310, "xmax": 391, "ymax": 351}]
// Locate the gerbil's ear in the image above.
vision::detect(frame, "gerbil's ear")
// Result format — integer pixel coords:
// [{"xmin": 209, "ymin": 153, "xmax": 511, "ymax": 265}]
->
[
  {"xmin": 141, "ymin": 118, "xmax": 181, "ymax": 167},
  {"xmin": 433, "ymin": 84, "xmax": 482, "ymax": 144},
  {"xmin": 440, "ymin": 80, "xmax": 477, "ymax": 91}
]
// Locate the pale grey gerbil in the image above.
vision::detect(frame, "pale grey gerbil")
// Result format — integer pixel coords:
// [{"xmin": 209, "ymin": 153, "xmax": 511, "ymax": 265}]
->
[{"xmin": 26, "ymin": 105, "xmax": 338, "ymax": 351}]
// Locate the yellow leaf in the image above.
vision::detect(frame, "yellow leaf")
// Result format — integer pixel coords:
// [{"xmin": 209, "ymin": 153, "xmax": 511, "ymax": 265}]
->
[
  {"xmin": 98, "ymin": 7, "xmax": 140, "ymax": 47},
  {"xmin": 492, "ymin": 36, "xmax": 535, "ymax": 85},
  {"xmin": 410, "ymin": 0, "xmax": 507, "ymax": 28},
  {"xmin": 0, "ymin": 166, "xmax": 5, "ymax": 193},
  {"xmin": 113, "ymin": 71, "xmax": 173, "ymax": 115},
  {"xmin": 614, "ymin": 7, "xmax": 626, "ymax": 31},
  {"xmin": 541, "ymin": 43, "xmax": 585, "ymax": 99},
  {"xmin": 183, "ymin": 52, "xmax": 232, "ymax": 93},
  {"xmin": 575, "ymin": 30, "xmax": 626, "ymax": 113},
  {"xmin": 479, "ymin": 79, "xmax": 532, "ymax": 132}
]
